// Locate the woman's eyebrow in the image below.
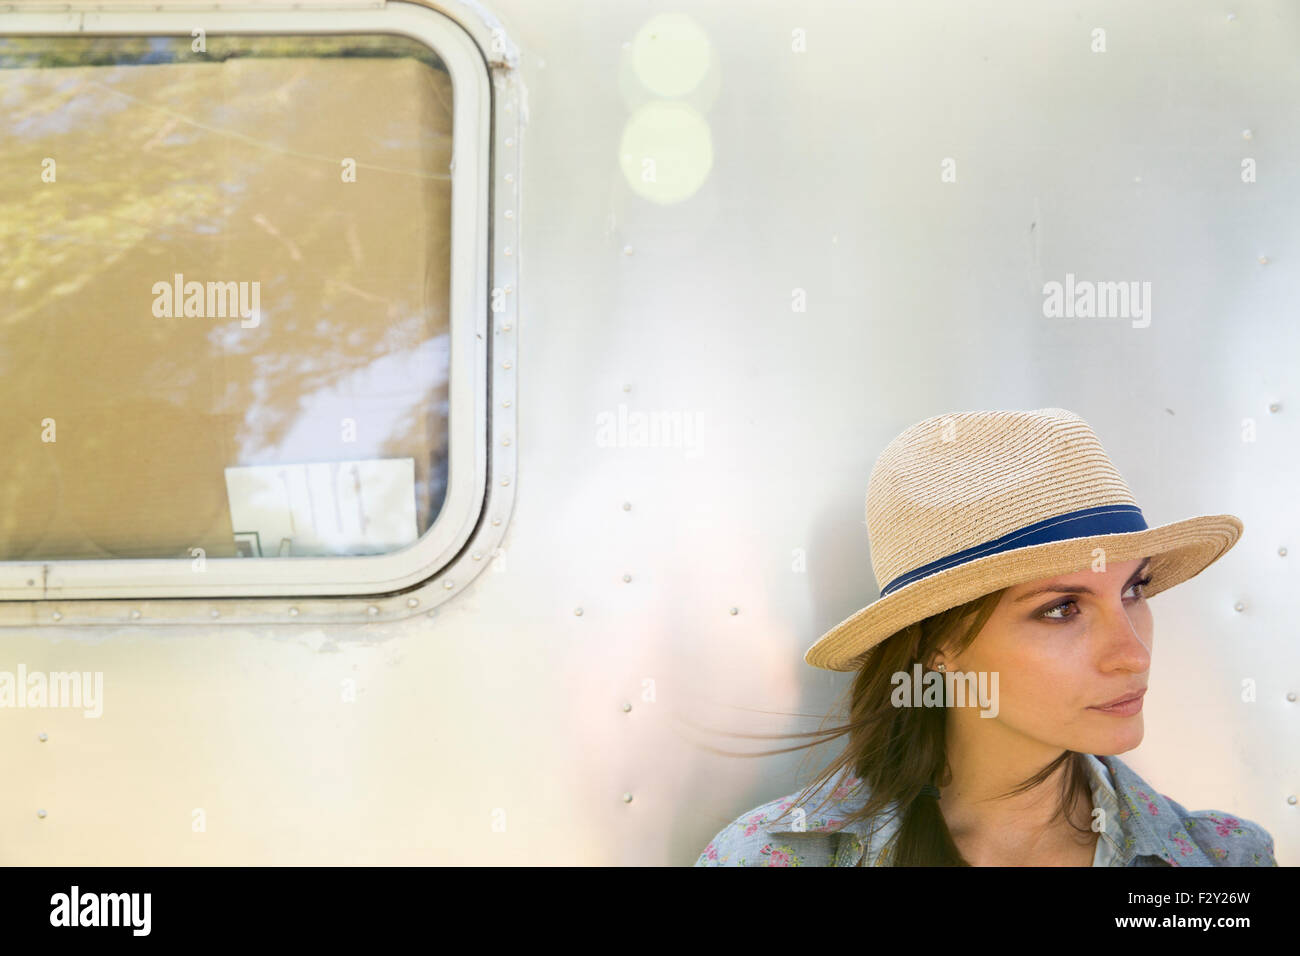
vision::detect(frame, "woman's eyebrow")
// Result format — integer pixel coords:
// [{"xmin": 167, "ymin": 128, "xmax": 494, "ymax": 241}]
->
[{"xmin": 1011, "ymin": 557, "xmax": 1152, "ymax": 603}]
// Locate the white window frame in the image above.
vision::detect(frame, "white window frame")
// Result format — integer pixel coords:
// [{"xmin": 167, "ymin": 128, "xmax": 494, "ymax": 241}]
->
[{"xmin": 0, "ymin": 1, "xmax": 500, "ymax": 604}]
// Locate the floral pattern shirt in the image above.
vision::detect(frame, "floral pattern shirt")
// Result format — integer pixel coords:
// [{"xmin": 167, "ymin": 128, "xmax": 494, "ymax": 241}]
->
[{"xmin": 694, "ymin": 753, "xmax": 1278, "ymax": 867}]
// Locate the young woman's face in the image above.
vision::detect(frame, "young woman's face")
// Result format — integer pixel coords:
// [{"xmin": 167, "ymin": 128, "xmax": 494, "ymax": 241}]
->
[{"xmin": 945, "ymin": 556, "xmax": 1154, "ymax": 756}]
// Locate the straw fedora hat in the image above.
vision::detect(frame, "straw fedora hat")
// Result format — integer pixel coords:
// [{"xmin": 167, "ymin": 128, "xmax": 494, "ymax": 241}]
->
[{"xmin": 804, "ymin": 407, "xmax": 1243, "ymax": 672}]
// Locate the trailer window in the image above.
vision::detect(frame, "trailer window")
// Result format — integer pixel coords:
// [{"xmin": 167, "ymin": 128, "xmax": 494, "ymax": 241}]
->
[{"xmin": 0, "ymin": 7, "xmax": 492, "ymax": 600}]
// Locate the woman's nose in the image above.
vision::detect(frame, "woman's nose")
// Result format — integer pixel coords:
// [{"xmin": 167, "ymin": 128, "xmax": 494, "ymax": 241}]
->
[{"xmin": 1099, "ymin": 601, "xmax": 1152, "ymax": 668}]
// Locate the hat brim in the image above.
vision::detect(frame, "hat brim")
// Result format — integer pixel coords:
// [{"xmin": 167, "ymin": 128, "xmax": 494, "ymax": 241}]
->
[{"xmin": 803, "ymin": 513, "xmax": 1243, "ymax": 672}]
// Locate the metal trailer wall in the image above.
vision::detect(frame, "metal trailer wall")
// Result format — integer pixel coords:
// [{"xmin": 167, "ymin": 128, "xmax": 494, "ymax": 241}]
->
[{"xmin": 1, "ymin": 0, "xmax": 1296, "ymax": 865}]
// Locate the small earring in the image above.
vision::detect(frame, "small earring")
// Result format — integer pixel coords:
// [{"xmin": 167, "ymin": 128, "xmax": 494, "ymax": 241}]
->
[{"xmin": 936, "ymin": 663, "xmax": 946, "ymax": 672}]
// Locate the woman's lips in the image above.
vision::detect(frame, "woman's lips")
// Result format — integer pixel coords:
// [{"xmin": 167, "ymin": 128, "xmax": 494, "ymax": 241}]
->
[{"xmin": 1089, "ymin": 690, "xmax": 1145, "ymax": 716}]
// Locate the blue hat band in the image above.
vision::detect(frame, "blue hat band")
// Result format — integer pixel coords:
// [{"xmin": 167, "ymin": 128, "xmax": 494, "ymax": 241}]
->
[{"xmin": 879, "ymin": 504, "xmax": 1148, "ymax": 597}]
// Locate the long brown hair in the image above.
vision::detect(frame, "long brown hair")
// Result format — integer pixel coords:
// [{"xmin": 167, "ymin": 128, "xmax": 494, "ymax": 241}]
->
[{"xmin": 739, "ymin": 587, "xmax": 1094, "ymax": 866}]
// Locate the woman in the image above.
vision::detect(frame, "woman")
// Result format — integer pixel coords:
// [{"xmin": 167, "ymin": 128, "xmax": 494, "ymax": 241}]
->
[{"xmin": 696, "ymin": 407, "xmax": 1278, "ymax": 866}]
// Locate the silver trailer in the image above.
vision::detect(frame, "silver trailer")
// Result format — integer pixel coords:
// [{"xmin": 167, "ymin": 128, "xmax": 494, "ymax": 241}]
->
[{"xmin": 0, "ymin": 0, "xmax": 1294, "ymax": 866}]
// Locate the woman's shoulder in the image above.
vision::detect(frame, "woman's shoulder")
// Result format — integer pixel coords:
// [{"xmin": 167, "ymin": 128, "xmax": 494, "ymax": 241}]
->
[
  {"xmin": 1101, "ymin": 754, "xmax": 1279, "ymax": 866},
  {"xmin": 692, "ymin": 792, "xmax": 822, "ymax": 867},
  {"xmin": 1162, "ymin": 799, "xmax": 1278, "ymax": 866},
  {"xmin": 693, "ymin": 773, "xmax": 881, "ymax": 867}
]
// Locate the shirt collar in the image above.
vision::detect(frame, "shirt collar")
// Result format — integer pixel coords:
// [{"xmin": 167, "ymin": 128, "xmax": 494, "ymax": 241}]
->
[
  {"xmin": 761, "ymin": 753, "xmax": 1206, "ymax": 866},
  {"xmin": 1100, "ymin": 753, "xmax": 1212, "ymax": 866}
]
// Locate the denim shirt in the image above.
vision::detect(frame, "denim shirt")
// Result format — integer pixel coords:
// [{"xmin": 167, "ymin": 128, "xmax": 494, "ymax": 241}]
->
[{"xmin": 694, "ymin": 754, "xmax": 1278, "ymax": 866}]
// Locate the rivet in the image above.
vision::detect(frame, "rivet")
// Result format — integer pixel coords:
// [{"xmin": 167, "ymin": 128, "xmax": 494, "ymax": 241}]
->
[
  {"xmin": 1242, "ymin": 129, "xmax": 1253, "ymax": 140},
  {"xmin": 502, "ymin": 399, "xmax": 512, "ymax": 408},
  {"xmin": 622, "ymin": 793, "xmax": 633, "ymax": 803},
  {"xmin": 130, "ymin": 609, "xmax": 141, "ymax": 620},
  {"xmin": 51, "ymin": 611, "xmax": 62, "ymax": 622},
  {"xmin": 1268, "ymin": 402, "xmax": 1281, "ymax": 413},
  {"xmin": 502, "ymin": 360, "xmax": 512, "ymax": 369},
  {"xmin": 504, "ymin": 210, "xmax": 514, "ymax": 220},
  {"xmin": 504, "ymin": 284, "xmax": 512, "ymax": 294},
  {"xmin": 574, "ymin": 607, "xmax": 584, "ymax": 616},
  {"xmin": 623, "ymin": 383, "xmax": 632, "ymax": 392},
  {"xmin": 504, "ymin": 246, "xmax": 513, "ymax": 256},
  {"xmin": 37, "ymin": 809, "xmax": 46, "ymax": 819},
  {"xmin": 502, "ymin": 437, "xmax": 512, "ymax": 446},
  {"xmin": 26, "ymin": 578, "xmax": 34, "ymax": 586},
  {"xmin": 492, "ymin": 517, "xmax": 502, "ymax": 526},
  {"xmin": 367, "ymin": 605, "xmax": 379, "ymax": 616},
  {"xmin": 38, "ymin": 733, "xmax": 48, "ymax": 742},
  {"xmin": 1233, "ymin": 602, "xmax": 1245, "ymax": 612},
  {"xmin": 1280, "ymin": 547, "xmax": 1288, "ymax": 557},
  {"xmin": 288, "ymin": 607, "xmax": 300, "ymax": 616},
  {"xmin": 472, "ymin": 551, "xmax": 483, "ymax": 560},
  {"xmin": 503, "ymin": 322, "xmax": 512, "ymax": 331},
  {"xmin": 501, "ymin": 478, "xmax": 510, "ymax": 486},
  {"xmin": 505, "ymin": 137, "xmax": 514, "ymax": 147},
  {"xmin": 1258, "ymin": 255, "xmax": 1269, "ymax": 265},
  {"xmin": 504, "ymin": 173, "xmax": 514, "ymax": 183},
  {"xmin": 209, "ymin": 609, "xmax": 220, "ymax": 618},
  {"xmin": 1288, "ymin": 691, "xmax": 1297, "ymax": 702},
  {"xmin": 622, "ymin": 502, "xmax": 631, "ymax": 511},
  {"xmin": 623, "ymin": 574, "xmax": 632, "ymax": 583},
  {"xmin": 426, "ymin": 609, "xmax": 438, "ymax": 617},
  {"xmin": 406, "ymin": 597, "xmax": 419, "ymax": 608},
  {"xmin": 1226, "ymin": 13, "xmax": 1236, "ymax": 21},
  {"xmin": 443, "ymin": 580, "xmax": 455, "ymax": 590},
  {"xmin": 622, "ymin": 702, "xmax": 632, "ymax": 712},
  {"xmin": 1289, "ymin": 795, "xmax": 1298, "ymax": 806},
  {"xmin": 730, "ymin": 607, "xmax": 739, "ymax": 615},
  {"xmin": 623, "ymin": 245, "xmax": 633, "ymax": 256}
]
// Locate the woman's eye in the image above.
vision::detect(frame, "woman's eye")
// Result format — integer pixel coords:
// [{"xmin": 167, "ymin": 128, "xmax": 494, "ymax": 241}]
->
[
  {"xmin": 1125, "ymin": 575, "xmax": 1153, "ymax": 600},
  {"xmin": 1040, "ymin": 599, "xmax": 1077, "ymax": 620},
  {"xmin": 1039, "ymin": 576, "xmax": 1152, "ymax": 621}
]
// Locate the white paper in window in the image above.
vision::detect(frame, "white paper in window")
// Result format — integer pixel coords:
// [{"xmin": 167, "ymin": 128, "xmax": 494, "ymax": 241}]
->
[{"xmin": 224, "ymin": 459, "xmax": 418, "ymax": 557}]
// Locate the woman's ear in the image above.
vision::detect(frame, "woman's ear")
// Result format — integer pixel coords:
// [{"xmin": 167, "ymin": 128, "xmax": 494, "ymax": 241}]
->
[{"xmin": 921, "ymin": 642, "xmax": 945, "ymax": 671}]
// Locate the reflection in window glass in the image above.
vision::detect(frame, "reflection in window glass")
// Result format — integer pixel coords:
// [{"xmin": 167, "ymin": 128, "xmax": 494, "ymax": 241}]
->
[{"xmin": 0, "ymin": 34, "xmax": 452, "ymax": 560}]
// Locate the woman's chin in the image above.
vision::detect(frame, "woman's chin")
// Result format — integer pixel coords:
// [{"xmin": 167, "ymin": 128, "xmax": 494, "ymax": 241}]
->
[{"xmin": 1082, "ymin": 719, "xmax": 1144, "ymax": 754}]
